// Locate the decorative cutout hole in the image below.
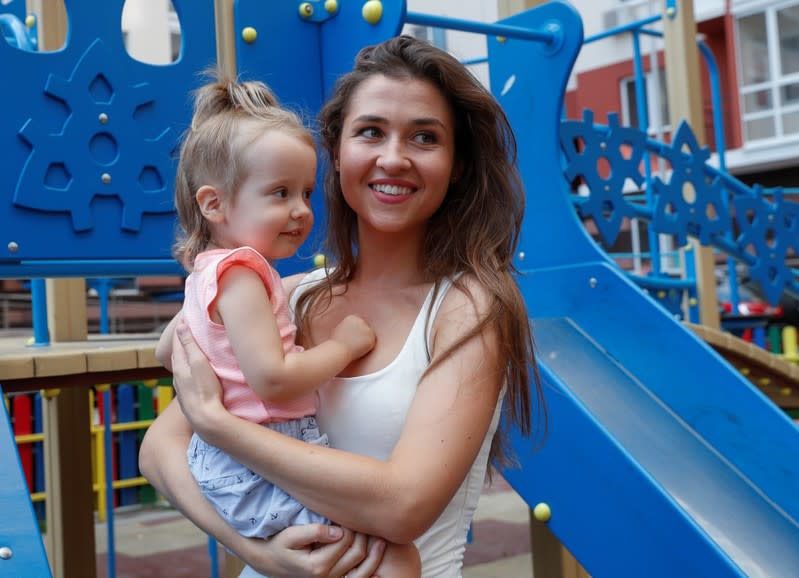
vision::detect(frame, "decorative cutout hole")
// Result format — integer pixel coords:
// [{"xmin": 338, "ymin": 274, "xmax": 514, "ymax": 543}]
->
[
  {"xmin": 765, "ymin": 227, "xmax": 777, "ymax": 248},
  {"xmin": 44, "ymin": 162, "xmax": 72, "ymax": 189},
  {"xmin": 682, "ymin": 182, "xmax": 696, "ymax": 204},
  {"xmin": 601, "ymin": 200, "xmax": 614, "ymax": 220},
  {"xmin": 705, "ymin": 203, "xmax": 718, "ymax": 220},
  {"xmin": 596, "ymin": 156, "xmax": 611, "ymax": 180},
  {"xmin": 138, "ymin": 166, "xmax": 163, "ymax": 191},
  {"xmin": 122, "ymin": 0, "xmax": 181, "ymax": 64}
]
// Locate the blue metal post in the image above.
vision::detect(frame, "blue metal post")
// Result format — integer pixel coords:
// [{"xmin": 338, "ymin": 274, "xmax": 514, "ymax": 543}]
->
[
  {"xmin": 30, "ymin": 279, "xmax": 49, "ymax": 346},
  {"xmin": 103, "ymin": 390, "xmax": 116, "ymax": 578},
  {"xmin": 698, "ymin": 40, "xmax": 739, "ymax": 313},
  {"xmin": 631, "ymin": 30, "xmax": 662, "ymax": 276},
  {"xmin": 208, "ymin": 537, "xmax": 219, "ymax": 578}
]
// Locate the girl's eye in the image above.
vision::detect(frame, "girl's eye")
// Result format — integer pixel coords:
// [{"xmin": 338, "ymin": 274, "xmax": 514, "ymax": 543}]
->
[
  {"xmin": 414, "ymin": 132, "xmax": 437, "ymax": 145},
  {"xmin": 303, "ymin": 189, "xmax": 313, "ymax": 201},
  {"xmin": 272, "ymin": 189, "xmax": 288, "ymax": 198}
]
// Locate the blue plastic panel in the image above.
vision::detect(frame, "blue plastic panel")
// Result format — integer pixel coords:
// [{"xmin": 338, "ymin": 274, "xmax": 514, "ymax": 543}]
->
[{"xmin": 0, "ymin": 0, "xmax": 215, "ymax": 276}]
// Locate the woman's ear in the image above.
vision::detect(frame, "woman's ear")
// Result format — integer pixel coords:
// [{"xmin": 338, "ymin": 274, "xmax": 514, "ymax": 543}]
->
[{"xmin": 196, "ymin": 185, "xmax": 225, "ymax": 222}]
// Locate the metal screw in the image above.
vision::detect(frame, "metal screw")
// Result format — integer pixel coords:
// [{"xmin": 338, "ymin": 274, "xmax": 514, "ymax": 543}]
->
[
  {"xmin": 599, "ymin": 142, "xmax": 607, "ymax": 150},
  {"xmin": 7, "ymin": 242, "xmax": 18, "ymax": 253},
  {"xmin": 589, "ymin": 277, "xmax": 598, "ymax": 288},
  {"xmin": 518, "ymin": 251, "xmax": 525, "ymax": 261},
  {"xmin": 102, "ymin": 173, "xmax": 111, "ymax": 184},
  {"xmin": 98, "ymin": 113, "xmax": 109, "ymax": 124},
  {"xmin": 0, "ymin": 546, "xmax": 12, "ymax": 560}
]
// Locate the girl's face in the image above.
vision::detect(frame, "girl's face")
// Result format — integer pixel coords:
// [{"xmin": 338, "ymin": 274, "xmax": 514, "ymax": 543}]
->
[
  {"xmin": 218, "ymin": 130, "xmax": 316, "ymax": 261},
  {"xmin": 337, "ymin": 74, "xmax": 457, "ymax": 239}
]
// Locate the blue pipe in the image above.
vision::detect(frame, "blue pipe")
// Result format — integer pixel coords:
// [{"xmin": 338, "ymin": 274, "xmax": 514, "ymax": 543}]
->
[
  {"xmin": 208, "ymin": 537, "xmax": 219, "ymax": 578},
  {"xmin": 631, "ymin": 30, "xmax": 663, "ymax": 276},
  {"xmin": 0, "ymin": 260, "xmax": 184, "ymax": 278},
  {"xmin": 461, "ymin": 56, "xmax": 488, "ymax": 66},
  {"xmin": 30, "ymin": 279, "xmax": 49, "ymax": 346},
  {"xmin": 405, "ymin": 11, "xmax": 557, "ymax": 45},
  {"xmin": 0, "ymin": 14, "xmax": 34, "ymax": 51},
  {"xmin": 697, "ymin": 39, "xmax": 740, "ymax": 313},
  {"xmin": 103, "ymin": 390, "xmax": 117, "ymax": 578},
  {"xmin": 584, "ymin": 13, "xmax": 662, "ymax": 45}
]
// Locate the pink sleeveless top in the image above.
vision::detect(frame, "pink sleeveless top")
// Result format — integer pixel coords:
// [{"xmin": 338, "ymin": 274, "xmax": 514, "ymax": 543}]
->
[{"xmin": 182, "ymin": 247, "xmax": 316, "ymax": 423}]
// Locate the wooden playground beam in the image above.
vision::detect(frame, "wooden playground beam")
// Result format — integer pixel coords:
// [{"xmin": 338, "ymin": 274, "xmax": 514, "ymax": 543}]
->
[
  {"xmin": 686, "ymin": 323, "xmax": 799, "ymax": 410},
  {"xmin": 663, "ymin": 1, "xmax": 721, "ymax": 331}
]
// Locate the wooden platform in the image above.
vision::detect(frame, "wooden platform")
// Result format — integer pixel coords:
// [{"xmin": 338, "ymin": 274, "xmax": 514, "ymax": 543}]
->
[
  {"xmin": 0, "ymin": 333, "xmax": 168, "ymax": 393},
  {"xmin": 686, "ymin": 322, "xmax": 799, "ymax": 410}
]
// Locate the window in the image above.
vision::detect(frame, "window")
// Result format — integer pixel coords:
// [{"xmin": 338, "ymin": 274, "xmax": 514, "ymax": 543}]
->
[
  {"xmin": 737, "ymin": 2, "xmax": 799, "ymax": 143},
  {"xmin": 619, "ymin": 68, "xmax": 670, "ymax": 134}
]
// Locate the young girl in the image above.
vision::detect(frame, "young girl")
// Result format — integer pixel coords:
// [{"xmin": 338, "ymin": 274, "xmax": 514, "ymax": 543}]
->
[{"xmin": 160, "ymin": 76, "xmax": 420, "ymax": 576}]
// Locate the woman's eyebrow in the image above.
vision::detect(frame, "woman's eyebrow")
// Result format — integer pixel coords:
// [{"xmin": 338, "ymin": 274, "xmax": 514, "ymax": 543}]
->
[
  {"xmin": 411, "ymin": 117, "xmax": 446, "ymax": 129},
  {"xmin": 352, "ymin": 114, "xmax": 385, "ymax": 124},
  {"xmin": 352, "ymin": 114, "xmax": 446, "ymax": 129}
]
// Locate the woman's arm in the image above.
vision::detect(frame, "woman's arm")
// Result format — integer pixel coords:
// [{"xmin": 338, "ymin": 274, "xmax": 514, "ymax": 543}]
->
[
  {"xmin": 173, "ymin": 280, "xmax": 504, "ymax": 544},
  {"xmin": 155, "ymin": 311, "xmax": 182, "ymax": 371},
  {"xmin": 138, "ymin": 399, "xmax": 385, "ymax": 577}
]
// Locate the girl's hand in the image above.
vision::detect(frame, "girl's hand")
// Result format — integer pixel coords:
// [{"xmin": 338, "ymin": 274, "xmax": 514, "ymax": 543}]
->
[
  {"xmin": 239, "ymin": 524, "xmax": 386, "ymax": 578},
  {"xmin": 170, "ymin": 322, "xmax": 227, "ymax": 435}
]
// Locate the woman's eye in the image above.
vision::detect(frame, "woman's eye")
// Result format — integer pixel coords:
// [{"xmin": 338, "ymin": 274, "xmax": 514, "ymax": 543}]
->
[
  {"xmin": 414, "ymin": 132, "xmax": 436, "ymax": 145},
  {"xmin": 359, "ymin": 127, "xmax": 381, "ymax": 139}
]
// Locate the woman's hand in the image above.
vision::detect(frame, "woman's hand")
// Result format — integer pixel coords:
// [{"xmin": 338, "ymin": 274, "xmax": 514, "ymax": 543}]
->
[
  {"xmin": 239, "ymin": 524, "xmax": 386, "ymax": 578},
  {"xmin": 170, "ymin": 322, "xmax": 228, "ymax": 436}
]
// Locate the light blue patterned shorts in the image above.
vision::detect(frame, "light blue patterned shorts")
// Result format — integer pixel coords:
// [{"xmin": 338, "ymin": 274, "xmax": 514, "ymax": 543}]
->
[{"xmin": 188, "ymin": 416, "xmax": 329, "ymax": 538}]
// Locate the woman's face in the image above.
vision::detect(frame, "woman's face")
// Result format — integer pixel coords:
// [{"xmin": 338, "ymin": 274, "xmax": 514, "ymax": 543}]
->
[{"xmin": 336, "ymin": 74, "xmax": 457, "ymax": 238}]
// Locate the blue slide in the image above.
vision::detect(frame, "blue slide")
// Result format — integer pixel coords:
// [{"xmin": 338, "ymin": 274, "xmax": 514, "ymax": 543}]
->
[
  {"xmin": 489, "ymin": 4, "xmax": 799, "ymax": 577},
  {"xmin": 504, "ymin": 264, "xmax": 799, "ymax": 577}
]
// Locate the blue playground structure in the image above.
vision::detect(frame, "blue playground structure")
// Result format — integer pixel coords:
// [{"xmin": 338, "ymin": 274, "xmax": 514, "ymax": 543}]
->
[{"xmin": 0, "ymin": 1, "xmax": 798, "ymax": 577}]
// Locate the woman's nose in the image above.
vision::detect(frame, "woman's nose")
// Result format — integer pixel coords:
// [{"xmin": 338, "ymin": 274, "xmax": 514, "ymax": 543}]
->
[{"xmin": 376, "ymin": 139, "xmax": 411, "ymax": 172}]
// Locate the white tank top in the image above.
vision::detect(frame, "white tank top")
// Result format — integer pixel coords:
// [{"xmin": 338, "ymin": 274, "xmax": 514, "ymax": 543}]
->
[{"xmin": 291, "ymin": 269, "xmax": 504, "ymax": 577}]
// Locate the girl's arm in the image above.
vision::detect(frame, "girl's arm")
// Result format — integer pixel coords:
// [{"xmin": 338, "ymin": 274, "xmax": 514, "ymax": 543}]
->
[
  {"xmin": 138, "ymin": 400, "xmax": 386, "ymax": 577},
  {"xmin": 172, "ymin": 278, "xmax": 504, "ymax": 544},
  {"xmin": 216, "ymin": 266, "xmax": 375, "ymax": 403}
]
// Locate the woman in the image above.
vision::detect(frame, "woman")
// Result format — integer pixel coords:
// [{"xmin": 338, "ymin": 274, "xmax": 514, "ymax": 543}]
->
[{"xmin": 140, "ymin": 35, "xmax": 543, "ymax": 577}]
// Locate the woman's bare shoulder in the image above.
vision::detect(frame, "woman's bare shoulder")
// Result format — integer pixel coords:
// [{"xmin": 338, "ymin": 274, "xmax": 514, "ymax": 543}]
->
[
  {"xmin": 440, "ymin": 273, "xmax": 493, "ymax": 317},
  {"xmin": 282, "ymin": 271, "xmax": 310, "ymax": 297}
]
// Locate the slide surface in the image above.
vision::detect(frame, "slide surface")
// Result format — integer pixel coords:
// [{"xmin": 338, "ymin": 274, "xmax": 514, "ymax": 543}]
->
[
  {"xmin": 0, "ymin": 387, "xmax": 51, "ymax": 576},
  {"xmin": 502, "ymin": 262, "xmax": 799, "ymax": 578}
]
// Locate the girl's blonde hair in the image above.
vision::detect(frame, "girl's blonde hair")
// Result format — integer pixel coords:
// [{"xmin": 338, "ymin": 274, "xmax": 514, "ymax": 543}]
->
[{"xmin": 173, "ymin": 74, "xmax": 313, "ymax": 270}]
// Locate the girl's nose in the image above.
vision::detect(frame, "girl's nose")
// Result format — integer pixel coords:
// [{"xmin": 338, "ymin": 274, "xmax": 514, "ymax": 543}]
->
[{"xmin": 291, "ymin": 199, "xmax": 312, "ymax": 220}]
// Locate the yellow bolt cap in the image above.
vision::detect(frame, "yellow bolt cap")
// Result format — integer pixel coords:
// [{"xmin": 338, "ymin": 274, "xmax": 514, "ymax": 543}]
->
[
  {"xmin": 241, "ymin": 27, "xmax": 257, "ymax": 43},
  {"xmin": 362, "ymin": 0, "xmax": 383, "ymax": 25},
  {"xmin": 533, "ymin": 502, "xmax": 551, "ymax": 522}
]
